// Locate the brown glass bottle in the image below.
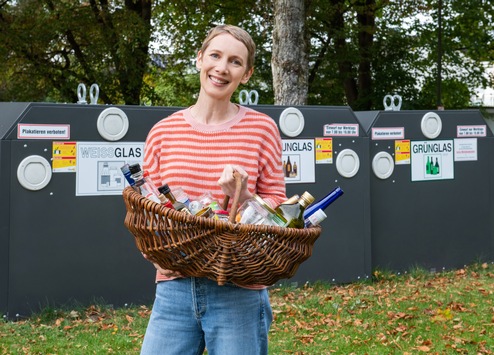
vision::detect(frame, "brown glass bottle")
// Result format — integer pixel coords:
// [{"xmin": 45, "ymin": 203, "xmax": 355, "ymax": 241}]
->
[{"xmin": 158, "ymin": 184, "xmax": 190, "ymax": 214}]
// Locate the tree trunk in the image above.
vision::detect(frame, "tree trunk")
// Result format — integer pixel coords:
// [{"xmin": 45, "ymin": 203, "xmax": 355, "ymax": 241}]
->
[
  {"xmin": 271, "ymin": 0, "xmax": 308, "ymax": 105},
  {"xmin": 356, "ymin": 0, "xmax": 375, "ymax": 110}
]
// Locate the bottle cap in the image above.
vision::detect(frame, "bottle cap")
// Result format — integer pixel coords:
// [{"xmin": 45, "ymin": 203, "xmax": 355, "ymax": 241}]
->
[
  {"xmin": 128, "ymin": 163, "xmax": 141, "ymax": 174},
  {"xmin": 299, "ymin": 191, "xmax": 315, "ymax": 207},
  {"xmin": 158, "ymin": 184, "xmax": 170, "ymax": 195}
]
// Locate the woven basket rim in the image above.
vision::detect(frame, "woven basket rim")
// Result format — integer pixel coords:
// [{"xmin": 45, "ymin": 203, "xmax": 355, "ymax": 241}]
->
[{"xmin": 123, "ymin": 186, "xmax": 319, "ymax": 235}]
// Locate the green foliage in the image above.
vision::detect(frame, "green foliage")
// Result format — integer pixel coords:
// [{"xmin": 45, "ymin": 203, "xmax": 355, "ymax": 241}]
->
[
  {"xmin": 0, "ymin": 0, "xmax": 152, "ymax": 104},
  {"xmin": 1, "ymin": 0, "xmax": 493, "ymax": 108}
]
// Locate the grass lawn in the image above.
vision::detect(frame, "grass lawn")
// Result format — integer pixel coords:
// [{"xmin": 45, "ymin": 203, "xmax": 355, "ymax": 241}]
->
[{"xmin": 1, "ymin": 263, "xmax": 494, "ymax": 354}]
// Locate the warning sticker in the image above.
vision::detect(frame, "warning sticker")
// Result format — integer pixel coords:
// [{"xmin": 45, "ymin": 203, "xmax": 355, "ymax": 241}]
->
[
  {"xmin": 315, "ymin": 137, "xmax": 333, "ymax": 164},
  {"xmin": 52, "ymin": 141, "xmax": 77, "ymax": 172}
]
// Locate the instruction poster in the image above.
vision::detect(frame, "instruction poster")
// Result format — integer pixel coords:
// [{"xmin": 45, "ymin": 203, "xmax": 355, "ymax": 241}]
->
[
  {"xmin": 282, "ymin": 139, "xmax": 315, "ymax": 183},
  {"xmin": 411, "ymin": 140, "xmax": 454, "ymax": 182},
  {"xmin": 454, "ymin": 138, "xmax": 477, "ymax": 161},
  {"xmin": 394, "ymin": 140, "xmax": 410, "ymax": 165},
  {"xmin": 52, "ymin": 141, "xmax": 77, "ymax": 172},
  {"xmin": 76, "ymin": 142, "xmax": 144, "ymax": 196},
  {"xmin": 315, "ymin": 137, "xmax": 333, "ymax": 164}
]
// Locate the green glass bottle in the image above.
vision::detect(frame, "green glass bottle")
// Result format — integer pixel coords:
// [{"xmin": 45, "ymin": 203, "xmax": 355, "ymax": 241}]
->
[{"xmin": 275, "ymin": 191, "xmax": 315, "ymax": 228}]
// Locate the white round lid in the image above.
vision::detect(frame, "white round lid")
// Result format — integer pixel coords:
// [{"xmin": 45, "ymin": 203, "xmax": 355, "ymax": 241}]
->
[
  {"xmin": 97, "ymin": 107, "xmax": 129, "ymax": 141},
  {"xmin": 372, "ymin": 151, "xmax": 394, "ymax": 179},
  {"xmin": 336, "ymin": 149, "xmax": 360, "ymax": 178},
  {"xmin": 279, "ymin": 107, "xmax": 305, "ymax": 137},
  {"xmin": 17, "ymin": 155, "xmax": 52, "ymax": 191},
  {"xmin": 421, "ymin": 112, "xmax": 442, "ymax": 139}
]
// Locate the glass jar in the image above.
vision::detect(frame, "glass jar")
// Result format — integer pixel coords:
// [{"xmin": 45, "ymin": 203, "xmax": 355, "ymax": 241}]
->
[{"xmin": 237, "ymin": 195, "xmax": 287, "ymax": 226}]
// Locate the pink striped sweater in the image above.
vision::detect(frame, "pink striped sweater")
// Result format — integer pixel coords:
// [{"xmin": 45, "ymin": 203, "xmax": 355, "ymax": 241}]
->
[{"xmin": 143, "ymin": 105, "xmax": 287, "ymax": 284}]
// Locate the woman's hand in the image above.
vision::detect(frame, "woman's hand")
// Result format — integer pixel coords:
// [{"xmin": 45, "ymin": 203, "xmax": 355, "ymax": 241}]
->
[
  {"xmin": 218, "ymin": 164, "xmax": 252, "ymax": 204},
  {"xmin": 142, "ymin": 253, "xmax": 182, "ymax": 278}
]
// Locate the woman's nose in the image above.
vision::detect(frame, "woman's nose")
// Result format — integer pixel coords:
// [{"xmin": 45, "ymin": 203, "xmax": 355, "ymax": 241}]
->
[{"xmin": 215, "ymin": 59, "xmax": 229, "ymax": 73}]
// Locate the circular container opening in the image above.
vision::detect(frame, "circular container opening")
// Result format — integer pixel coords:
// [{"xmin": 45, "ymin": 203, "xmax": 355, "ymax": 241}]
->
[
  {"xmin": 279, "ymin": 107, "xmax": 305, "ymax": 137},
  {"xmin": 421, "ymin": 112, "xmax": 442, "ymax": 139},
  {"xmin": 336, "ymin": 149, "xmax": 360, "ymax": 178},
  {"xmin": 372, "ymin": 151, "xmax": 394, "ymax": 179},
  {"xmin": 17, "ymin": 155, "xmax": 52, "ymax": 191},
  {"xmin": 97, "ymin": 107, "xmax": 129, "ymax": 141}
]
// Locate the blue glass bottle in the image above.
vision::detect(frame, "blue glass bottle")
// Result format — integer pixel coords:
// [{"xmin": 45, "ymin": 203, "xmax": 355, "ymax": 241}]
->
[{"xmin": 303, "ymin": 187, "xmax": 344, "ymax": 220}]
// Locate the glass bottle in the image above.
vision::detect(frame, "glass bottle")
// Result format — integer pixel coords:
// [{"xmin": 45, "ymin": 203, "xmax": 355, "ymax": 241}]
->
[
  {"xmin": 304, "ymin": 209, "xmax": 327, "ymax": 228},
  {"xmin": 158, "ymin": 184, "xmax": 190, "ymax": 214},
  {"xmin": 280, "ymin": 194, "xmax": 300, "ymax": 205},
  {"xmin": 276, "ymin": 191, "xmax": 315, "ymax": 228},
  {"xmin": 128, "ymin": 163, "xmax": 161, "ymax": 203},
  {"xmin": 120, "ymin": 163, "xmax": 135, "ymax": 187},
  {"xmin": 303, "ymin": 186, "xmax": 344, "ymax": 220}
]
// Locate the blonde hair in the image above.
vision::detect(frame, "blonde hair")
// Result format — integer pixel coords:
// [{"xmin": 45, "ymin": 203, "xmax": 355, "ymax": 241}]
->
[{"xmin": 200, "ymin": 25, "xmax": 256, "ymax": 72}]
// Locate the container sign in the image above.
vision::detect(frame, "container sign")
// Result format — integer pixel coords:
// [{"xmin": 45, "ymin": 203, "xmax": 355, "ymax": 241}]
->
[
  {"xmin": 457, "ymin": 125, "xmax": 486, "ymax": 137},
  {"xmin": 411, "ymin": 140, "xmax": 454, "ymax": 181},
  {"xmin": 324, "ymin": 124, "xmax": 359, "ymax": 137},
  {"xmin": 315, "ymin": 137, "xmax": 333, "ymax": 164},
  {"xmin": 454, "ymin": 138, "xmax": 477, "ymax": 161},
  {"xmin": 52, "ymin": 141, "xmax": 77, "ymax": 172},
  {"xmin": 76, "ymin": 142, "xmax": 144, "ymax": 196},
  {"xmin": 394, "ymin": 139, "xmax": 410, "ymax": 165},
  {"xmin": 282, "ymin": 139, "xmax": 315, "ymax": 183},
  {"xmin": 18, "ymin": 123, "xmax": 70, "ymax": 139},
  {"xmin": 372, "ymin": 127, "xmax": 405, "ymax": 140}
]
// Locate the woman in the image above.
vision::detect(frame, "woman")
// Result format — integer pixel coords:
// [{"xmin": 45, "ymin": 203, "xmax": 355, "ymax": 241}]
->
[{"xmin": 141, "ymin": 24, "xmax": 286, "ymax": 355}]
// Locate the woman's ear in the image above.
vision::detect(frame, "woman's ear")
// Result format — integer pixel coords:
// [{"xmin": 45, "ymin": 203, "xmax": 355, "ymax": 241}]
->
[
  {"xmin": 196, "ymin": 50, "xmax": 203, "ymax": 70},
  {"xmin": 241, "ymin": 67, "xmax": 254, "ymax": 84}
]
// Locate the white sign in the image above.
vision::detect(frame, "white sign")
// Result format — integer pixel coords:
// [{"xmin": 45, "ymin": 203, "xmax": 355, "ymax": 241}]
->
[
  {"xmin": 411, "ymin": 140, "xmax": 454, "ymax": 181},
  {"xmin": 371, "ymin": 127, "xmax": 405, "ymax": 140},
  {"xmin": 282, "ymin": 139, "xmax": 315, "ymax": 184},
  {"xmin": 457, "ymin": 125, "xmax": 486, "ymax": 137},
  {"xmin": 76, "ymin": 142, "xmax": 144, "ymax": 196},
  {"xmin": 454, "ymin": 138, "xmax": 478, "ymax": 161},
  {"xmin": 18, "ymin": 123, "xmax": 70, "ymax": 139},
  {"xmin": 324, "ymin": 124, "xmax": 359, "ymax": 137}
]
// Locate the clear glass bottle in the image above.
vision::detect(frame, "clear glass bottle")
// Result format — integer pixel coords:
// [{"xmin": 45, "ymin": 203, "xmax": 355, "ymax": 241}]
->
[
  {"xmin": 128, "ymin": 163, "xmax": 161, "ymax": 203},
  {"xmin": 276, "ymin": 191, "xmax": 315, "ymax": 228}
]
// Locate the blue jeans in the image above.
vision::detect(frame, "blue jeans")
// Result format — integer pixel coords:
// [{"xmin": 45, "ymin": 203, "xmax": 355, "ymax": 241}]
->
[{"xmin": 140, "ymin": 277, "xmax": 273, "ymax": 355}]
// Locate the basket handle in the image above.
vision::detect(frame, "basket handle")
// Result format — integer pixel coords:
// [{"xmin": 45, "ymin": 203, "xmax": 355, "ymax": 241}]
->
[{"xmin": 222, "ymin": 171, "xmax": 243, "ymax": 223}]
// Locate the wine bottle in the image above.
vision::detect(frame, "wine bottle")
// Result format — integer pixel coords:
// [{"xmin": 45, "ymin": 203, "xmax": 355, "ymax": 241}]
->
[
  {"xmin": 275, "ymin": 191, "xmax": 315, "ymax": 228},
  {"xmin": 303, "ymin": 187, "xmax": 343, "ymax": 220}
]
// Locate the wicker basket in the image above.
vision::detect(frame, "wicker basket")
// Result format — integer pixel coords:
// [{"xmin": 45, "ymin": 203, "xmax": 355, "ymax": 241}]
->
[{"xmin": 123, "ymin": 176, "xmax": 322, "ymax": 287}]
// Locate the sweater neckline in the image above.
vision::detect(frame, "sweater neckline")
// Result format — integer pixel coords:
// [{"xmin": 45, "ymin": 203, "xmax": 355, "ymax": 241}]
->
[{"xmin": 183, "ymin": 105, "xmax": 247, "ymax": 132}]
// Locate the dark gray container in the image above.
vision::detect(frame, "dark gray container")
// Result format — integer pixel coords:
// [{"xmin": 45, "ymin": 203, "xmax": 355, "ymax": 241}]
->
[{"xmin": 355, "ymin": 109, "xmax": 494, "ymax": 272}]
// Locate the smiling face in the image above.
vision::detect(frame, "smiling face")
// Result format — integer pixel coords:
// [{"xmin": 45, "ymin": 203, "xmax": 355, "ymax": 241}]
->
[{"xmin": 196, "ymin": 33, "xmax": 254, "ymax": 102}]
